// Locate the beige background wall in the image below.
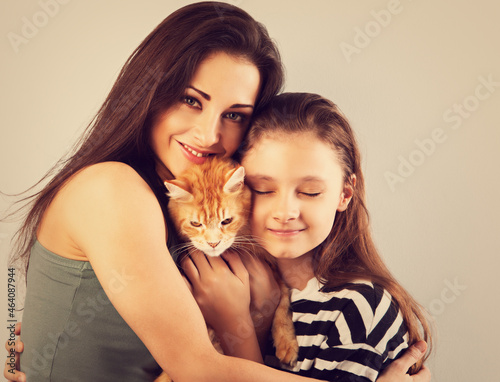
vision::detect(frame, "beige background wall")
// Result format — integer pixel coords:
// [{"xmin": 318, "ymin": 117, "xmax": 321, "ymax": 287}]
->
[{"xmin": 1, "ymin": 1, "xmax": 499, "ymax": 381}]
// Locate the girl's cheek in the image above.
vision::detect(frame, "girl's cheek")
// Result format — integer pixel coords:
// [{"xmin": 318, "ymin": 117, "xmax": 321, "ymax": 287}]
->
[{"xmin": 250, "ymin": 200, "xmax": 267, "ymax": 231}]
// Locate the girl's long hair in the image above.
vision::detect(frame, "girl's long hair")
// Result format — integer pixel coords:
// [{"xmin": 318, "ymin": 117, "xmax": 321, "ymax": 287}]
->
[
  {"xmin": 240, "ymin": 92, "xmax": 432, "ymax": 373},
  {"xmin": 7, "ymin": 1, "xmax": 284, "ymax": 275}
]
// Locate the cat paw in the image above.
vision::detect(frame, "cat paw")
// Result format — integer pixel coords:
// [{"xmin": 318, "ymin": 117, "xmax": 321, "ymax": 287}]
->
[{"xmin": 275, "ymin": 338, "xmax": 299, "ymax": 366}]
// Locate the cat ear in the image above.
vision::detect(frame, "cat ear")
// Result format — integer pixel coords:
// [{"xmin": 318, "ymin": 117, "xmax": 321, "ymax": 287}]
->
[
  {"xmin": 223, "ymin": 166, "xmax": 245, "ymax": 193},
  {"xmin": 164, "ymin": 180, "xmax": 194, "ymax": 202}
]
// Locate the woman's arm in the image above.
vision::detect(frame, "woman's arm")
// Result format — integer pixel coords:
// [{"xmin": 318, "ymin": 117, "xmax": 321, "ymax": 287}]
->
[
  {"xmin": 49, "ymin": 162, "xmax": 321, "ymax": 381},
  {"xmin": 4, "ymin": 330, "xmax": 429, "ymax": 382},
  {"xmin": 3, "ymin": 163, "xmax": 430, "ymax": 381},
  {"xmin": 180, "ymin": 252, "xmax": 431, "ymax": 382}
]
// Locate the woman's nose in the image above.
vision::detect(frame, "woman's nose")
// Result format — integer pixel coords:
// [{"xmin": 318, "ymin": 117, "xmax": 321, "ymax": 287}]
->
[
  {"xmin": 194, "ymin": 110, "xmax": 221, "ymax": 148},
  {"xmin": 272, "ymin": 194, "xmax": 300, "ymax": 223}
]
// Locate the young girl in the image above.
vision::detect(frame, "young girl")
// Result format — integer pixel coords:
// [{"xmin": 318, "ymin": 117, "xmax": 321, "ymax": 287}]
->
[{"xmin": 184, "ymin": 92, "xmax": 432, "ymax": 381}]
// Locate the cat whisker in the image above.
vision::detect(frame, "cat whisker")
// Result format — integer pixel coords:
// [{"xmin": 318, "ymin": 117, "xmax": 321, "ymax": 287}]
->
[
  {"xmin": 231, "ymin": 243, "xmax": 267, "ymax": 261},
  {"xmin": 230, "ymin": 245, "xmax": 256, "ymax": 259},
  {"xmin": 233, "ymin": 237, "xmax": 268, "ymax": 250},
  {"xmin": 232, "ymin": 235, "xmax": 261, "ymax": 246},
  {"xmin": 169, "ymin": 242, "xmax": 192, "ymax": 253},
  {"xmin": 170, "ymin": 242, "xmax": 201, "ymax": 264}
]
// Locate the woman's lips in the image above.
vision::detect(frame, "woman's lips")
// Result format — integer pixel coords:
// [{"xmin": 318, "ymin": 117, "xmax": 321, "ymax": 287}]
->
[{"xmin": 178, "ymin": 141, "xmax": 216, "ymax": 165}]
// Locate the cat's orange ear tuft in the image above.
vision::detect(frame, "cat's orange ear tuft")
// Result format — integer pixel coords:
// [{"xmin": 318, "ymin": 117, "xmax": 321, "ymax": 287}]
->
[
  {"xmin": 223, "ymin": 166, "xmax": 245, "ymax": 194},
  {"xmin": 164, "ymin": 181, "xmax": 194, "ymax": 202}
]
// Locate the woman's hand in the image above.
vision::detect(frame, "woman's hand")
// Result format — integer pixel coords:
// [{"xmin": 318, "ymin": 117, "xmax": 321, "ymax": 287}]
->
[
  {"xmin": 181, "ymin": 250, "xmax": 263, "ymax": 362},
  {"xmin": 378, "ymin": 341, "xmax": 431, "ymax": 382},
  {"xmin": 238, "ymin": 253, "xmax": 280, "ymax": 347},
  {"xmin": 3, "ymin": 323, "xmax": 25, "ymax": 382},
  {"xmin": 182, "ymin": 250, "xmax": 251, "ymax": 330}
]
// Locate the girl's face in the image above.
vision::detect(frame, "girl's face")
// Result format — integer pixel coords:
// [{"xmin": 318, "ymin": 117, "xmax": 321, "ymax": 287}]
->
[
  {"xmin": 242, "ymin": 132, "xmax": 352, "ymax": 261},
  {"xmin": 151, "ymin": 52, "xmax": 261, "ymax": 179}
]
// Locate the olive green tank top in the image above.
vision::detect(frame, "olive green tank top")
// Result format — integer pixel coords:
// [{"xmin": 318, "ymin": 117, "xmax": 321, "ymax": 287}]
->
[{"xmin": 20, "ymin": 240, "xmax": 163, "ymax": 381}]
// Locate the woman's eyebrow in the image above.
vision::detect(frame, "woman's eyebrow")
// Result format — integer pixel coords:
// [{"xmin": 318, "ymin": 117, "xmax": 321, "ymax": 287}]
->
[
  {"xmin": 230, "ymin": 103, "xmax": 254, "ymax": 109},
  {"xmin": 188, "ymin": 85, "xmax": 254, "ymax": 109},
  {"xmin": 188, "ymin": 86, "xmax": 210, "ymax": 100}
]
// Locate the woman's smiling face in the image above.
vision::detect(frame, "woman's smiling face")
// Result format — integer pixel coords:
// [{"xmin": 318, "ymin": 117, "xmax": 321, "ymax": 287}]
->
[{"xmin": 150, "ymin": 52, "xmax": 261, "ymax": 179}]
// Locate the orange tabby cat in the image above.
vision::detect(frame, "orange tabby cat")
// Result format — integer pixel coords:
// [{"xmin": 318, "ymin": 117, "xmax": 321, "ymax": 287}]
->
[{"xmin": 156, "ymin": 157, "xmax": 297, "ymax": 382}]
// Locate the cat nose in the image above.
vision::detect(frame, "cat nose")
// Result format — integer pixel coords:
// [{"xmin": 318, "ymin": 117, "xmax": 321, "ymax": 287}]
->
[{"xmin": 207, "ymin": 241, "xmax": 220, "ymax": 248}]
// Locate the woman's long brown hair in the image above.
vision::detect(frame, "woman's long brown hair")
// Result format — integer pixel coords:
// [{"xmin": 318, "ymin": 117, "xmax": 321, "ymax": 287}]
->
[
  {"xmin": 7, "ymin": 1, "xmax": 284, "ymax": 275},
  {"xmin": 240, "ymin": 92, "xmax": 432, "ymax": 373}
]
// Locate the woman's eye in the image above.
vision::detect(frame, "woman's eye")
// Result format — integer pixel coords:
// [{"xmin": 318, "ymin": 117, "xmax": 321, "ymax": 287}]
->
[
  {"xmin": 190, "ymin": 221, "xmax": 202, "ymax": 227},
  {"xmin": 221, "ymin": 217, "xmax": 233, "ymax": 225},
  {"xmin": 224, "ymin": 112, "xmax": 244, "ymax": 122},
  {"xmin": 184, "ymin": 96, "xmax": 200, "ymax": 108}
]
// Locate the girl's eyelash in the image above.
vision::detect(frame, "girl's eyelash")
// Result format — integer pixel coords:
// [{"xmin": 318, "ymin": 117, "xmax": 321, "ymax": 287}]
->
[
  {"xmin": 252, "ymin": 189, "xmax": 320, "ymax": 197},
  {"xmin": 253, "ymin": 190, "xmax": 273, "ymax": 195},
  {"xmin": 301, "ymin": 192, "xmax": 321, "ymax": 197}
]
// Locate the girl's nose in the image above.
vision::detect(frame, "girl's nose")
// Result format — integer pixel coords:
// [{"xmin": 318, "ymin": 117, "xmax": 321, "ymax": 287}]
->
[
  {"xmin": 272, "ymin": 194, "xmax": 300, "ymax": 223},
  {"xmin": 194, "ymin": 111, "xmax": 221, "ymax": 148}
]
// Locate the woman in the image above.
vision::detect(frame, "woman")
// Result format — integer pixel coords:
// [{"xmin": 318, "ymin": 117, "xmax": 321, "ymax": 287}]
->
[{"xmin": 4, "ymin": 2, "xmax": 429, "ymax": 381}]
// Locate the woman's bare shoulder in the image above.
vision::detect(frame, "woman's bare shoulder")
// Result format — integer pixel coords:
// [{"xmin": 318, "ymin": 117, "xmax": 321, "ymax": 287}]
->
[
  {"xmin": 62, "ymin": 161, "xmax": 160, "ymax": 214},
  {"xmin": 38, "ymin": 161, "xmax": 165, "ymax": 258},
  {"xmin": 70, "ymin": 161, "xmax": 149, "ymax": 188}
]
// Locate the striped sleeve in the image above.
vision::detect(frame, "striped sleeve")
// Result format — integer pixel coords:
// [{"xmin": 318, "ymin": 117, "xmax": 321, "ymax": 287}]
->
[{"xmin": 264, "ymin": 281, "xmax": 409, "ymax": 382}]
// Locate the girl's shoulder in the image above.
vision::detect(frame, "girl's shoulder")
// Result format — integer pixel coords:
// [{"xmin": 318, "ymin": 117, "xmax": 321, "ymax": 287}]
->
[
  {"xmin": 325, "ymin": 280, "xmax": 395, "ymax": 312},
  {"xmin": 294, "ymin": 278, "xmax": 394, "ymax": 309},
  {"xmin": 293, "ymin": 279, "xmax": 401, "ymax": 327},
  {"xmin": 292, "ymin": 279, "xmax": 407, "ymax": 347}
]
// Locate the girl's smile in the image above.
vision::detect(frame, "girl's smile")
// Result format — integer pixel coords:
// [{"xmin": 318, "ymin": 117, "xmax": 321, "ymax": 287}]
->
[
  {"xmin": 267, "ymin": 228, "xmax": 305, "ymax": 237},
  {"xmin": 242, "ymin": 131, "xmax": 352, "ymax": 263}
]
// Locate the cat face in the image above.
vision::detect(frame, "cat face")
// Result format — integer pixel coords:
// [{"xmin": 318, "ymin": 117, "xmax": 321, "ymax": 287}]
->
[{"xmin": 165, "ymin": 157, "xmax": 251, "ymax": 257}]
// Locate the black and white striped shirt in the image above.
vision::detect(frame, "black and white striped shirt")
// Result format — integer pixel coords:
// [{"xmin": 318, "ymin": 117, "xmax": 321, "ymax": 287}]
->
[{"xmin": 265, "ymin": 278, "xmax": 409, "ymax": 382}]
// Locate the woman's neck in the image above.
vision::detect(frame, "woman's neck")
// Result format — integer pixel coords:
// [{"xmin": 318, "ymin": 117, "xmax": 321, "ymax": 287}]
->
[
  {"xmin": 275, "ymin": 252, "xmax": 315, "ymax": 290},
  {"xmin": 155, "ymin": 160, "xmax": 174, "ymax": 181}
]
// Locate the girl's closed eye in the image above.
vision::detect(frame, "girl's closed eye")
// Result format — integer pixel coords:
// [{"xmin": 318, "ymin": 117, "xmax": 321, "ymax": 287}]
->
[
  {"xmin": 299, "ymin": 191, "xmax": 321, "ymax": 197},
  {"xmin": 252, "ymin": 189, "xmax": 274, "ymax": 195}
]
